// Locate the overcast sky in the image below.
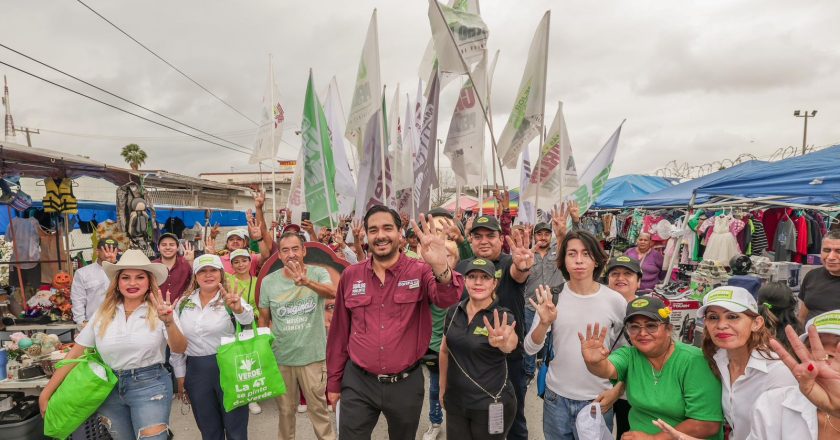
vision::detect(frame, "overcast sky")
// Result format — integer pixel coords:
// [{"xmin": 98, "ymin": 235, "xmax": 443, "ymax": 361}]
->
[{"xmin": 3, "ymin": 0, "xmax": 839, "ymax": 187}]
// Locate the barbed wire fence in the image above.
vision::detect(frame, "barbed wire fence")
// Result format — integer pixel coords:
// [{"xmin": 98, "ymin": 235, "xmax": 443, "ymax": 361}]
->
[{"xmin": 652, "ymin": 144, "xmax": 826, "ymax": 179}]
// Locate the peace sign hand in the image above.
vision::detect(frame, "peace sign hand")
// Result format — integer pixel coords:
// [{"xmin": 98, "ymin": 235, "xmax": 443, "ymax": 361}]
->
[
  {"xmin": 483, "ymin": 309, "xmax": 516, "ymax": 352},
  {"xmin": 183, "ymin": 241, "xmax": 195, "ymax": 263},
  {"xmin": 219, "ymin": 282, "xmax": 244, "ymax": 314},
  {"xmin": 351, "ymin": 219, "xmax": 364, "ymax": 243},
  {"xmin": 411, "ymin": 214, "xmax": 448, "ymax": 274},
  {"xmin": 578, "ymin": 323, "xmax": 610, "ymax": 365},
  {"xmin": 528, "ymin": 285, "xmax": 557, "ymax": 325},
  {"xmin": 252, "ymin": 190, "xmax": 266, "ymax": 210},
  {"xmin": 150, "ymin": 289, "xmax": 176, "ymax": 324},
  {"xmin": 506, "ymin": 229, "xmax": 534, "ymax": 272},
  {"xmin": 770, "ymin": 324, "xmax": 840, "ymax": 416}
]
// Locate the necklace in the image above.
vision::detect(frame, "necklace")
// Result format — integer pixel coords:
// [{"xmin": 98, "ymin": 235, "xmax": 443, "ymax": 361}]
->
[
  {"xmin": 650, "ymin": 364, "xmax": 664, "ymax": 385},
  {"xmin": 826, "ymin": 413, "xmax": 840, "ymax": 433}
]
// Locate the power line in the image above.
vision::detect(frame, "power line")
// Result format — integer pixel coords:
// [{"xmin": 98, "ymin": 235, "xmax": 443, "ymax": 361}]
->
[
  {"xmin": 0, "ymin": 43, "xmax": 254, "ymax": 152},
  {"xmin": 0, "ymin": 60, "xmax": 254, "ymax": 156},
  {"xmin": 75, "ymin": 0, "xmax": 259, "ymax": 126}
]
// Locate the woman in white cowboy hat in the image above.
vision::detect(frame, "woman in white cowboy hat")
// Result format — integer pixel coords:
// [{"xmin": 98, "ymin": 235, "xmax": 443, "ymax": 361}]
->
[
  {"xmin": 39, "ymin": 249, "xmax": 187, "ymax": 440},
  {"xmin": 170, "ymin": 253, "xmax": 254, "ymax": 440}
]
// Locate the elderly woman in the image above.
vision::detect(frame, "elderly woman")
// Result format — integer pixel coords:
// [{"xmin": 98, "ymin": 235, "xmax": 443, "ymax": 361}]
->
[
  {"xmin": 625, "ymin": 233, "xmax": 664, "ymax": 291},
  {"xmin": 699, "ymin": 286, "xmax": 796, "ymax": 440},
  {"xmin": 580, "ymin": 295, "xmax": 724, "ymax": 439}
]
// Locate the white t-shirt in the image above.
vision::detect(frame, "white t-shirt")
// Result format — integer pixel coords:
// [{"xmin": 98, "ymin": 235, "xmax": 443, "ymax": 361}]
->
[
  {"xmin": 75, "ymin": 303, "xmax": 174, "ymax": 371},
  {"xmin": 746, "ymin": 386, "xmax": 817, "ymax": 440},
  {"xmin": 714, "ymin": 349, "xmax": 797, "ymax": 440},
  {"xmin": 524, "ymin": 283, "xmax": 626, "ymax": 400},
  {"xmin": 70, "ymin": 263, "xmax": 110, "ymax": 324}
]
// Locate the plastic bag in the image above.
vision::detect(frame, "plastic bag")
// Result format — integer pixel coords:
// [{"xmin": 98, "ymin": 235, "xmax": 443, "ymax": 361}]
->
[
  {"xmin": 44, "ymin": 349, "xmax": 117, "ymax": 439},
  {"xmin": 217, "ymin": 320, "xmax": 286, "ymax": 412},
  {"xmin": 575, "ymin": 402, "xmax": 613, "ymax": 440}
]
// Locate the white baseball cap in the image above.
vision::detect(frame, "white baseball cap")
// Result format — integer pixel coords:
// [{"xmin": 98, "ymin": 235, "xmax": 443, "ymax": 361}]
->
[
  {"xmin": 193, "ymin": 253, "xmax": 224, "ymax": 274},
  {"xmin": 225, "ymin": 229, "xmax": 249, "ymax": 240},
  {"xmin": 800, "ymin": 311, "xmax": 840, "ymax": 342},
  {"xmin": 229, "ymin": 249, "xmax": 251, "ymax": 262},
  {"xmin": 698, "ymin": 286, "xmax": 758, "ymax": 315}
]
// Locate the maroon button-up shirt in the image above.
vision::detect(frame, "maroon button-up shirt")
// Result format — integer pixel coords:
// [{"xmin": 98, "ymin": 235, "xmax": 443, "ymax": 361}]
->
[
  {"xmin": 153, "ymin": 256, "xmax": 192, "ymax": 302},
  {"xmin": 326, "ymin": 253, "xmax": 463, "ymax": 393}
]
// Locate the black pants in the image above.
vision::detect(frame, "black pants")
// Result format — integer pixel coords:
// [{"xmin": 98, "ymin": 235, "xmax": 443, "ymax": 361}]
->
[
  {"xmin": 184, "ymin": 355, "xmax": 249, "ymax": 440},
  {"xmin": 506, "ymin": 356, "xmax": 528, "ymax": 440},
  {"xmin": 614, "ymin": 398, "xmax": 632, "ymax": 437},
  {"xmin": 339, "ymin": 360, "xmax": 424, "ymax": 440},
  {"xmin": 445, "ymin": 398, "xmax": 516, "ymax": 440}
]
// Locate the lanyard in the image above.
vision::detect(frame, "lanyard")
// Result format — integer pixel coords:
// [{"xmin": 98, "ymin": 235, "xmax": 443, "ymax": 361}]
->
[{"xmin": 444, "ymin": 305, "xmax": 508, "ymax": 402}]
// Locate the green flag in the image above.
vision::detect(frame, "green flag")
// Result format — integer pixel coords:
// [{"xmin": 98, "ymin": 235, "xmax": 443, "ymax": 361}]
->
[{"xmin": 302, "ymin": 70, "xmax": 339, "ymax": 226}]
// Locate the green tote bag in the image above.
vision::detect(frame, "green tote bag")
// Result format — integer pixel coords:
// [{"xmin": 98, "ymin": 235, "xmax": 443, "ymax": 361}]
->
[
  {"xmin": 44, "ymin": 348, "xmax": 118, "ymax": 439},
  {"xmin": 216, "ymin": 320, "xmax": 287, "ymax": 412}
]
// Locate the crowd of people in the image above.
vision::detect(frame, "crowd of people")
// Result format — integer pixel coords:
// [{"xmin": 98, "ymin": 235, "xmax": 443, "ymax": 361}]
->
[{"xmin": 41, "ymin": 189, "xmax": 840, "ymax": 440}]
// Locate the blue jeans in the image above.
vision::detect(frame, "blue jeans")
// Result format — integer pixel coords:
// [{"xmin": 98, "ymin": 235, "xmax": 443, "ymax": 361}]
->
[
  {"xmin": 98, "ymin": 364, "xmax": 172, "ymax": 440},
  {"xmin": 428, "ymin": 368, "xmax": 443, "ymax": 425},
  {"xmin": 543, "ymin": 388, "xmax": 614, "ymax": 440},
  {"xmin": 523, "ymin": 308, "xmax": 538, "ymax": 377}
]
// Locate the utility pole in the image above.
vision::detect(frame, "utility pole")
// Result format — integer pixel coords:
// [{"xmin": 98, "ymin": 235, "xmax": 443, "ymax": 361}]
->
[
  {"xmin": 15, "ymin": 126, "xmax": 39, "ymax": 147},
  {"xmin": 793, "ymin": 110, "xmax": 818, "ymax": 156}
]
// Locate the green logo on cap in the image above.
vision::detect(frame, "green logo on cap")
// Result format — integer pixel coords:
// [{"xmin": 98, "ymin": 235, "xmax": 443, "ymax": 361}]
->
[
  {"xmin": 707, "ymin": 290, "xmax": 734, "ymax": 302},
  {"xmin": 473, "ymin": 259, "xmax": 487, "ymax": 266},
  {"xmin": 477, "ymin": 217, "xmax": 489, "ymax": 224},
  {"xmin": 494, "ymin": 269, "xmax": 502, "ymax": 279},
  {"xmin": 814, "ymin": 313, "xmax": 840, "ymax": 328},
  {"xmin": 198, "ymin": 255, "xmax": 215, "ymax": 265},
  {"xmin": 631, "ymin": 298, "xmax": 649, "ymax": 308},
  {"xmin": 617, "ymin": 256, "xmax": 631, "ymax": 262}
]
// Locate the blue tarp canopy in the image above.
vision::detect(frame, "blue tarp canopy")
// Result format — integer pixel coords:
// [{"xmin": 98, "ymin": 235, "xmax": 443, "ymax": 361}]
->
[
  {"xmin": 623, "ymin": 160, "xmax": 769, "ymax": 208},
  {"xmin": 695, "ymin": 145, "xmax": 840, "ymax": 206},
  {"xmin": 591, "ymin": 175, "xmax": 675, "ymax": 210},
  {"xmin": 0, "ymin": 201, "xmax": 247, "ymax": 235}
]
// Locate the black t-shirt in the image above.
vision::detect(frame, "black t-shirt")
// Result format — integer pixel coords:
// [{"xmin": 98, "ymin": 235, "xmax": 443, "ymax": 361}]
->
[
  {"xmin": 443, "ymin": 299, "xmax": 517, "ymax": 410},
  {"xmin": 799, "ymin": 267, "xmax": 840, "ymax": 320},
  {"xmin": 456, "ymin": 254, "xmax": 526, "ymax": 359}
]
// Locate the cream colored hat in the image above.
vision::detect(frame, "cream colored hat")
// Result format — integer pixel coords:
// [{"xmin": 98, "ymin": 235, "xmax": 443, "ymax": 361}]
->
[{"xmin": 102, "ymin": 249, "xmax": 169, "ymax": 285}]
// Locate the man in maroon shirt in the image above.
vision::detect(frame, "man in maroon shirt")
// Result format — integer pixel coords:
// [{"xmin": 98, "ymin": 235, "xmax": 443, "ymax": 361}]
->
[
  {"xmin": 327, "ymin": 205, "xmax": 463, "ymax": 439},
  {"xmin": 153, "ymin": 232, "xmax": 194, "ymax": 301}
]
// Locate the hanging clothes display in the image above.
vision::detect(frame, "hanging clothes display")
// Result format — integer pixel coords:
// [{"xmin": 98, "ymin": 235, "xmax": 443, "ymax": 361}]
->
[
  {"xmin": 10, "ymin": 216, "xmax": 40, "ymax": 270},
  {"xmin": 702, "ymin": 214, "xmax": 743, "ymax": 263},
  {"xmin": 772, "ymin": 217, "xmax": 797, "ymax": 262}
]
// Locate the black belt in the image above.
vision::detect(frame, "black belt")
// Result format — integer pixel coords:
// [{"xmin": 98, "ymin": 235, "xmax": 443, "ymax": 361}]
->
[{"xmin": 352, "ymin": 360, "xmax": 421, "ymax": 384}]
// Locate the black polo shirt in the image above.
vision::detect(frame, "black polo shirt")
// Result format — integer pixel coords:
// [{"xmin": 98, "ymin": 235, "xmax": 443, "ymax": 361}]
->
[
  {"xmin": 456, "ymin": 254, "xmax": 526, "ymax": 359},
  {"xmin": 443, "ymin": 298, "xmax": 517, "ymax": 410}
]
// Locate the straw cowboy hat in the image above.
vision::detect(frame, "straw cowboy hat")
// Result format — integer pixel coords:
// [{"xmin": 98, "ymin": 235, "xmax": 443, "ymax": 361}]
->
[{"xmin": 103, "ymin": 249, "xmax": 169, "ymax": 285}]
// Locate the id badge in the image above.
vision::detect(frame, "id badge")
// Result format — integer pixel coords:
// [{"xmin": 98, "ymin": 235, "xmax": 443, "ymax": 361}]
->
[{"xmin": 488, "ymin": 402, "xmax": 504, "ymax": 434}]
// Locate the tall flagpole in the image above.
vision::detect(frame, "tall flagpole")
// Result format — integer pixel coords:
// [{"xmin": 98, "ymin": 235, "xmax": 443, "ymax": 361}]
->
[
  {"xmin": 379, "ymin": 85, "xmax": 389, "ymax": 204},
  {"xmin": 268, "ymin": 54, "xmax": 278, "ymax": 223},
  {"xmin": 534, "ymin": 12, "xmax": 550, "ymax": 221},
  {"xmin": 432, "ymin": 0, "xmax": 505, "ymax": 190}
]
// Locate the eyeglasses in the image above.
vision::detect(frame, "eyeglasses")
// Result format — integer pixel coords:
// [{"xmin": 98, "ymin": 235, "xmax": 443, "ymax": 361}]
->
[{"xmin": 625, "ymin": 322, "xmax": 664, "ymax": 336}]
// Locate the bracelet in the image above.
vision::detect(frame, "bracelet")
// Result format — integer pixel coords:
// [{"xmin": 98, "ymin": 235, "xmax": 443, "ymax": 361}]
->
[{"xmin": 434, "ymin": 267, "xmax": 451, "ymax": 282}]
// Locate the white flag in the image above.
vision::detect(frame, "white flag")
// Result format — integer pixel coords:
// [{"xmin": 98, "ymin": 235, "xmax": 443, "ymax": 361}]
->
[
  {"xmin": 521, "ymin": 102, "xmax": 579, "ymax": 207},
  {"xmin": 413, "ymin": 71, "xmax": 441, "ymax": 214},
  {"xmin": 496, "ymin": 11, "xmax": 549, "ymax": 168},
  {"xmin": 354, "ymin": 111, "xmax": 391, "ymax": 218},
  {"xmin": 570, "ymin": 121, "xmax": 625, "ymax": 214},
  {"xmin": 393, "ymin": 96, "xmax": 416, "ymax": 214},
  {"xmin": 427, "ymin": 0, "xmax": 488, "ymax": 74},
  {"xmin": 286, "ymin": 148, "xmax": 306, "ymax": 223},
  {"xmin": 420, "ymin": 0, "xmax": 481, "ymax": 94},
  {"xmin": 345, "ymin": 10, "xmax": 382, "ymax": 155},
  {"xmin": 250, "ymin": 65, "xmax": 285, "ymax": 164},
  {"xmin": 519, "ymin": 146, "xmax": 536, "ymax": 225},
  {"xmin": 444, "ymin": 54, "xmax": 487, "ymax": 187},
  {"xmin": 324, "ymin": 77, "xmax": 357, "ymax": 217}
]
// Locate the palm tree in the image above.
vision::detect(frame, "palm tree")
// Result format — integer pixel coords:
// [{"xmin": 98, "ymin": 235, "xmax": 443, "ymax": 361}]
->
[{"xmin": 121, "ymin": 144, "xmax": 147, "ymax": 171}]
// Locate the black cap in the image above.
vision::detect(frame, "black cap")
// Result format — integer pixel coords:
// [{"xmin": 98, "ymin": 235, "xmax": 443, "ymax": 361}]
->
[
  {"xmin": 98, "ymin": 238, "xmax": 118, "ymax": 249},
  {"xmin": 405, "ymin": 228, "xmax": 416, "ymax": 238},
  {"xmin": 157, "ymin": 233, "xmax": 179, "ymax": 246},
  {"xmin": 428, "ymin": 207, "xmax": 454, "ymax": 219},
  {"xmin": 534, "ymin": 222, "xmax": 552, "ymax": 234},
  {"xmin": 606, "ymin": 255, "xmax": 642, "ymax": 276},
  {"xmin": 471, "ymin": 215, "xmax": 501, "ymax": 232},
  {"xmin": 462, "ymin": 258, "xmax": 496, "ymax": 277},
  {"xmin": 624, "ymin": 295, "xmax": 669, "ymax": 324}
]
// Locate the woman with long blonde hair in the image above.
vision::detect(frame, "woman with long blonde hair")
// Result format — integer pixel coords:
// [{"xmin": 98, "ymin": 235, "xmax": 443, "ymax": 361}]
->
[{"xmin": 39, "ymin": 249, "xmax": 186, "ymax": 440}]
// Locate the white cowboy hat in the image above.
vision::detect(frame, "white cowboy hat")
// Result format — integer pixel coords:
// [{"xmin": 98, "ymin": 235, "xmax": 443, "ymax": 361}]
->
[{"xmin": 103, "ymin": 249, "xmax": 169, "ymax": 285}]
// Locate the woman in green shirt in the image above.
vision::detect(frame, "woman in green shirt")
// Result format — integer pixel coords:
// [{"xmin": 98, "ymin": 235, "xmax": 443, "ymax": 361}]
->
[{"xmin": 580, "ymin": 295, "xmax": 724, "ymax": 439}]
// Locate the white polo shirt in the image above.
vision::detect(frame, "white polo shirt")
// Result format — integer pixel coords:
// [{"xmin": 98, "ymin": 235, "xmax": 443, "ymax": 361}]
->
[
  {"xmin": 70, "ymin": 263, "xmax": 111, "ymax": 324},
  {"xmin": 169, "ymin": 289, "xmax": 254, "ymax": 378},
  {"xmin": 76, "ymin": 303, "xmax": 175, "ymax": 371},
  {"xmin": 746, "ymin": 386, "xmax": 817, "ymax": 440},
  {"xmin": 714, "ymin": 348, "xmax": 798, "ymax": 440}
]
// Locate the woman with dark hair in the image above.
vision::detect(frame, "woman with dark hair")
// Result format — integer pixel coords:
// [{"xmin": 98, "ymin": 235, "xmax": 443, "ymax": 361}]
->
[
  {"xmin": 756, "ymin": 281, "xmax": 803, "ymax": 353},
  {"xmin": 525, "ymin": 230, "xmax": 626, "ymax": 439},
  {"xmin": 699, "ymin": 286, "xmax": 797, "ymax": 440},
  {"xmin": 625, "ymin": 233, "xmax": 665, "ymax": 291}
]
